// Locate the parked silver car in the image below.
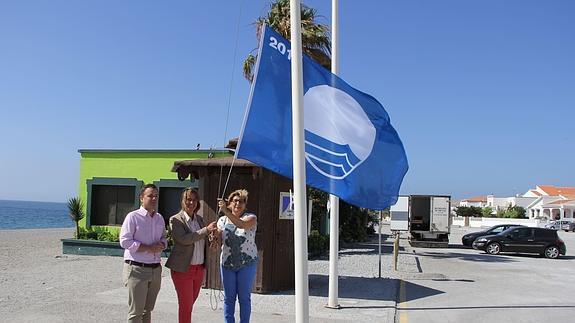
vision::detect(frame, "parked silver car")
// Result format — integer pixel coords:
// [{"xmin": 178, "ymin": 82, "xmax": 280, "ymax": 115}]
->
[{"xmin": 545, "ymin": 220, "xmax": 575, "ymax": 232}]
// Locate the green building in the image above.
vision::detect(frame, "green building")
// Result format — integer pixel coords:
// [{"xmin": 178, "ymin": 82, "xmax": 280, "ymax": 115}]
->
[
  {"xmin": 77, "ymin": 149, "xmax": 229, "ymax": 233},
  {"xmin": 75, "ymin": 148, "xmax": 300, "ymax": 292}
]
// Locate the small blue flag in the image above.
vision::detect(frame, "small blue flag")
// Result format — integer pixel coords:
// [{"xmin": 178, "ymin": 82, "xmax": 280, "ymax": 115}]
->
[{"xmin": 237, "ymin": 26, "xmax": 409, "ymax": 210}]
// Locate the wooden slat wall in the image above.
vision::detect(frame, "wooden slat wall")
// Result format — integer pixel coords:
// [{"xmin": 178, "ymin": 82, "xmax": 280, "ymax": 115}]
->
[
  {"xmin": 196, "ymin": 165, "xmax": 295, "ymax": 293},
  {"xmin": 270, "ymin": 171, "xmax": 295, "ymax": 291}
]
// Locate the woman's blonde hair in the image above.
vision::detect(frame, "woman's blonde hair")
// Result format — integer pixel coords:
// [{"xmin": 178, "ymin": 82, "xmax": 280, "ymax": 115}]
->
[
  {"xmin": 227, "ymin": 189, "xmax": 249, "ymax": 204},
  {"xmin": 180, "ymin": 188, "xmax": 201, "ymax": 214}
]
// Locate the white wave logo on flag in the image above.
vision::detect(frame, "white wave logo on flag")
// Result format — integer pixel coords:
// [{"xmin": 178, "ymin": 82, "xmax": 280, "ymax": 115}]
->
[
  {"xmin": 304, "ymin": 85, "xmax": 376, "ymax": 179},
  {"xmin": 236, "ymin": 25, "xmax": 408, "ymax": 210}
]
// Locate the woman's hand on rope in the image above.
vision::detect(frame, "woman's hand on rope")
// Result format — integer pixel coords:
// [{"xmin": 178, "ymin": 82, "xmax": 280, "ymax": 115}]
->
[
  {"xmin": 217, "ymin": 199, "xmax": 230, "ymax": 217},
  {"xmin": 206, "ymin": 221, "xmax": 217, "ymax": 232},
  {"xmin": 208, "ymin": 230, "xmax": 220, "ymax": 250}
]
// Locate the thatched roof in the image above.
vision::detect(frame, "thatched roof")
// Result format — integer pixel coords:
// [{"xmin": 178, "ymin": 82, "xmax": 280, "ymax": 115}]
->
[
  {"xmin": 172, "ymin": 157, "xmax": 255, "ymax": 180},
  {"xmin": 225, "ymin": 137, "xmax": 239, "ymax": 149}
]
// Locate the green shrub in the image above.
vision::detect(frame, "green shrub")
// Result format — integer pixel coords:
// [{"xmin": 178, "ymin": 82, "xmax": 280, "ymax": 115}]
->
[
  {"xmin": 76, "ymin": 227, "xmax": 119, "ymax": 242},
  {"xmin": 307, "ymin": 187, "xmax": 373, "ymax": 242},
  {"xmin": 340, "ymin": 204, "xmax": 372, "ymax": 242},
  {"xmin": 86, "ymin": 230, "xmax": 98, "ymax": 240},
  {"xmin": 97, "ymin": 229, "xmax": 119, "ymax": 242},
  {"xmin": 166, "ymin": 227, "xmax": 174, "ymax": 248},
  {"xmin": 501, "ymin": 206, "xmax": 526, "ymax": 219},
  {"xmin": 482, "ymin": 207, "xmax": 494, "ymax": 217},
  {"xmin": 455, "ymin": 206, "xmax": 483, "ymax": 217},
  {"xmin": 308, "ymin": 230, "xmax": 329, "ymax": 257},
  {"xmin": 77, "ymin": 227, "xmax": 88, "ymax": 239}
]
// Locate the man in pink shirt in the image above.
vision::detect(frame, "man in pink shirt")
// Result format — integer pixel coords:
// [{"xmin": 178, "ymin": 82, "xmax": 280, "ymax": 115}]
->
[{"xmin": 120, "ymin": 183, "xmax": 167, "ymax": 323}]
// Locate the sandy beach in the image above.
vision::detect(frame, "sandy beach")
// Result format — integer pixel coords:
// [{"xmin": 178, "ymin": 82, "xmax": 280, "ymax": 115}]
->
[
  {"xmin": 0, "ymin": 228, "xmax": 128, "ymax": 322},
  {"xmin": 0, "ymin": 227, "xmax": 409, "ymax": 322}
]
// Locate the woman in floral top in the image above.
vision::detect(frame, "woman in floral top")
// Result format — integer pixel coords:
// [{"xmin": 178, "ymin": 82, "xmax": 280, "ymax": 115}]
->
[{"xmin": 216, "ymin": 189, "xmax": 257, "ymax": 323}]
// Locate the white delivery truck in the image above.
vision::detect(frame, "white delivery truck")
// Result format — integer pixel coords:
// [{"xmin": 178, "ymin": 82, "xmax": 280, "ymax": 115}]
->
[
  {"xmin": 390, "ymin": 195, "xmax": 451, "ymax": 247},
  {"xmin": 390, "ymin": 196, "xmax": 409, "ymax": 231}
]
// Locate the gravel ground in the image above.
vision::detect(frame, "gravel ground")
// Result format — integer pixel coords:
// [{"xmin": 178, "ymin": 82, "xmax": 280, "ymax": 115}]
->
[{"xmin": 0, "ymin": 226, "xmax": 408, "ymax": 322}]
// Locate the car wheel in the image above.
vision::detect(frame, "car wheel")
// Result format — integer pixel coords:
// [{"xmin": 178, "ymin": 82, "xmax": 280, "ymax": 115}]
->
[
  {"xmin": 544, "ymin": 246, "xmax": 560, "ymax": 259},
  {"xmin": 486, "ymin": 242, "xmax": 501, "ymax": 255}
]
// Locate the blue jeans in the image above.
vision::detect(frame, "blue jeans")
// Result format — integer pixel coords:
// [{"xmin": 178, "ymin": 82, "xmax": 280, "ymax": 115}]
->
[{"xmin": 220, "ymin": 262, "xmax": 257, "ymax": 323}]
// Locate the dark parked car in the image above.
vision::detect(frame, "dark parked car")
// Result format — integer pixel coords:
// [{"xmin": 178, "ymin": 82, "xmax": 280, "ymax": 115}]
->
[
  {"xmin": 472, "ymin": 227, "xmax": 566, "ymax": 259},
  {"xmin": 461, "ymin": 224, "xmax": 524, "ymax": 247}
]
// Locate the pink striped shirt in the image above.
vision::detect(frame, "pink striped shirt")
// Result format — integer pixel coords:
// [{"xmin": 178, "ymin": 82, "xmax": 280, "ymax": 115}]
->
[{"xmin": 120, "ymin": 207, "xmax": 167, "ymax": 264}]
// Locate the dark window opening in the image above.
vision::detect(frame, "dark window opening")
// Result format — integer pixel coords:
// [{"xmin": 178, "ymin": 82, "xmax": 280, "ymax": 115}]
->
[
  {"xmin": 411, "ymin": 196, "xmax": 431, "ymax": 231},
  {"xmin": 158, "ymin": 187, "xmax": 186, "ymax": 225},
  {"xmin": 91, "ymin": 185, "xmax": 135, "ymax": 225}
]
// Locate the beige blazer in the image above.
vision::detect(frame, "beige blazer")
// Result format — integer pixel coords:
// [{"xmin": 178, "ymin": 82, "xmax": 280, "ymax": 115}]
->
[{"xmin": 165, "ymin": 210, "xmax": 210, "ymax": 273}]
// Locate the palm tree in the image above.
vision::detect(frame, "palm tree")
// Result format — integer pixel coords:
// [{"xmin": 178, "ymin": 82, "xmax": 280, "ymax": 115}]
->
[
  {"xmin": 67, "ymin": 197, "xmax": 85, "ymax": 239},
  {"xmin": 243, "ymin": 0, "xmax": 331, "ymax": 82}
]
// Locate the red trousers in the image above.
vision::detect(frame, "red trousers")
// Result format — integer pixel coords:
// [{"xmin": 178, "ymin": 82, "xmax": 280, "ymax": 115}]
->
[{"xmin": 171, "ymin": 264, "xmax": 205, "ymax": 323}]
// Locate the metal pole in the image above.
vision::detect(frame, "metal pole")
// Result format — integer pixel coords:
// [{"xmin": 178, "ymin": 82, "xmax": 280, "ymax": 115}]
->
[
  {"xmin": 327, "ymin": 195, "xmax": 340, "ymax": 308},
  {"xmin": 308, "ymin": 199, "xmax": 313, "ymax": 236},
  {"xmin": 378, "ymin": 210, "xmax": 382, "ymax": 278},
  {"xmin": 327, "ymin": 0, "xmax": 341, "ymax": 309},
  {"xmin": 394, "ymin": 233, "xmax": 399, "ymax": 271},
  {"xmin": 289, "ymin": 1, "xmax": 309, "ymax": 322},
  {"xmin": 331, "ymin": 0, "xmax": 339, "ymax": 76}
]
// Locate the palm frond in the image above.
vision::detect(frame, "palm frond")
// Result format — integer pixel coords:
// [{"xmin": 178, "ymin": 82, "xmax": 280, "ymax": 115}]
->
[
  {"xmin": 243, "ymin": 54, "xmax": 256, "ymax": 83},
  {"xmin": 67, "ymin": 197, "xmax": 85, "ymax": 222},
  {"xmin": 242, "ymin": 0, "xmax": 332, "ymax": 83}
]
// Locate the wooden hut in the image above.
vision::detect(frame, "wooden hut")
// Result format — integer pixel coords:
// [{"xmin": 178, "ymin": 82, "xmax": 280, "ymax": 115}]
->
[{"xmin": 172, "ymin": 157, "xmax": 295, "ymax": 293}]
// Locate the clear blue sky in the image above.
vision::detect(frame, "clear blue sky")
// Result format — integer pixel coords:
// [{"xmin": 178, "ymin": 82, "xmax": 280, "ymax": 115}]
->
[{"xmin": 1, "ymin": 1, "xmax": 573, "ymax": 203}]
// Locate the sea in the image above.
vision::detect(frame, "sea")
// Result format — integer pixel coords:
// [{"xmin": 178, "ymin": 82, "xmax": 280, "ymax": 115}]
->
[{"xmin": 0, "ymin": 200, "xmax": 74, "ymax": 230}]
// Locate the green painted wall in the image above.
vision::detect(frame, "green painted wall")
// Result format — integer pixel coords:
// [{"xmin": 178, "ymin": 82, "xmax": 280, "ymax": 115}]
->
[{"xmin": 77, "ymin": 149, "xmax": 229, "ymax": 231}]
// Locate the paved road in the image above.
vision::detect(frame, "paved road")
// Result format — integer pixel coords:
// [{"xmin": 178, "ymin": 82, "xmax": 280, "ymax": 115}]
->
[{"xmin": 397, "ymin": 227, "xmax": 575, "ymax": 323}]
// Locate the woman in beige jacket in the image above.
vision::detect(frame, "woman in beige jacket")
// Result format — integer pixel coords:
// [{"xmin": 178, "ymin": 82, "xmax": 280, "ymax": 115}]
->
[{"xmin": 165, "ymin": 188, "xmax": 216, "ymax": 323}]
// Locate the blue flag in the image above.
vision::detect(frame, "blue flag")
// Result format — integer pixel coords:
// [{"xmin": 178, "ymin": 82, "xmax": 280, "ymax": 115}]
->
[{"xmin": 236, "ymin": 26, "xmax": 408, "ymax": 210}]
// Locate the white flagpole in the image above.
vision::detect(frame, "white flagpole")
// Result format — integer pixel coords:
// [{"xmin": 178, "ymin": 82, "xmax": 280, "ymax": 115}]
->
[
  {"xmin": 327, "ymin": 0, "xmax": 341, "ymax": 310},
  {"xmin": 289, "ymin": 1, "xmax": 309, "ymax": 322}
]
